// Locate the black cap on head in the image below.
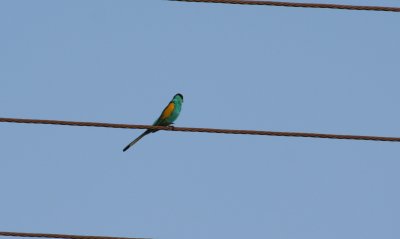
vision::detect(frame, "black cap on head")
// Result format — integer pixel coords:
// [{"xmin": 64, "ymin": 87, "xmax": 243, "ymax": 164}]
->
[{"xmin": 175, "ymin": 93, "xmax": 183, "ymax": 101}]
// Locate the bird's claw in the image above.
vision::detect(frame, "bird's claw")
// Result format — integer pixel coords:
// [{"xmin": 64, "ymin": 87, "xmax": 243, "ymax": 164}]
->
[{"xmin": 167, "ymin": 125, "xmax": 175, "ymax": 130}]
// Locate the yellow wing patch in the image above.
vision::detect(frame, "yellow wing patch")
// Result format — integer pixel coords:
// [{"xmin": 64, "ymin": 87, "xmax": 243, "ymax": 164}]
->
[{"xmin": 160, "ymin": 102, "xmax": 175, "ymax": 120}]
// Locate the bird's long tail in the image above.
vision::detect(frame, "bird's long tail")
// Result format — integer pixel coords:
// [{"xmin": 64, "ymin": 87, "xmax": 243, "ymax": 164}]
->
[{"xmin": 123, "ymin": 130, "xmax": 152, "ymax": 152}]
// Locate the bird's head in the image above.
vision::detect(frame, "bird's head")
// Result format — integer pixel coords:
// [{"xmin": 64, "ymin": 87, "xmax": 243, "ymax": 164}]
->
[{"xmin": 174, "ymin": 93, "xmax": 184, "ymax": 102}]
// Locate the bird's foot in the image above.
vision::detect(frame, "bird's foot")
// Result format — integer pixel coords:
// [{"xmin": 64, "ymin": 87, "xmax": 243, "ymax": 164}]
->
[{"xmin": 167, "ymin": 125, "xmax": 175, "ymax": 130}]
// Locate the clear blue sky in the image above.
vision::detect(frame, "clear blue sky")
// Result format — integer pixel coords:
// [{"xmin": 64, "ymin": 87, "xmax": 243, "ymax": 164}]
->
[{"xmin": 1, "ymin": 1, "xmax": 400, "ymax": 239}]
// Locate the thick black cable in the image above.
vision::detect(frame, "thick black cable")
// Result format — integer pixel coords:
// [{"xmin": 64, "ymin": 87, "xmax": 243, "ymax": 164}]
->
[
  {"xmin": 0, "ymin": 231, "xmax": 148, "ymax": 239},
  {"xmin": 171, "ymin": 0, "xmax": 400, "ymax": 12}
]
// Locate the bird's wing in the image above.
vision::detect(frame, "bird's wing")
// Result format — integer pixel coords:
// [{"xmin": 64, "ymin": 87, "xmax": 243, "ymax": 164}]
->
[{"xmin": 155, "ymin": 101, "xmax": 175, "ymax": 125}]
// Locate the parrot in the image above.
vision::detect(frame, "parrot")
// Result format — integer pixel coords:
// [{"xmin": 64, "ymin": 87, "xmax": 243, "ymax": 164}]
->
[{"xmin": 123, "ymin": 93, "xmax": 184, "ymax": 152}]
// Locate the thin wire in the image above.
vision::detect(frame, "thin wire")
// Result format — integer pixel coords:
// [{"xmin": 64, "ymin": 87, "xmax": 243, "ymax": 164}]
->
[
  {"xmin": 1, "ymin": 117, "xmax": 400, "ymax": 143},
  {"xmin": 170, "ymin": 0, "xmax": 400, "ymax": 12},
  {"xmin": 0, "ymin": 231, "xmax": 148, "ymax": 239}
]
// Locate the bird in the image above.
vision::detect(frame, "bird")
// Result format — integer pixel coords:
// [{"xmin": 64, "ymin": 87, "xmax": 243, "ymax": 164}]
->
[{"xmin": 123, "ymin": 93, "xmax": 184, "ymax": 152}]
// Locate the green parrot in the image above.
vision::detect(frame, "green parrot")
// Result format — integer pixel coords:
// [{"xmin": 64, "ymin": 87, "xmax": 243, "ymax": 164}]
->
[{"xmin": 123, "ymin": 93, "xmax": 184, "ymax": 152}]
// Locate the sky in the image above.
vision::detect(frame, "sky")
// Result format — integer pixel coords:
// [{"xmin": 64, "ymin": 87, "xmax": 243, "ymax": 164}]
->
[{"xmin": 1, "ymin": 1, "xmax": 400, "ymax": 239}]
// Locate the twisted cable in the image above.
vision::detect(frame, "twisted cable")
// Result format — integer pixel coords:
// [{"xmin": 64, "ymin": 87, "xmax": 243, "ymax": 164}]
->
[
  {"xmin": 171, "ymin": 0, "xmax": 400, "ymax": 12},
  {"xmin": 1, "ymin": 117, "xmax": 399, "ymax": 143},
  {"xmin": 0, "ymin": 231, "xmax": 148, "ymax": 239}
]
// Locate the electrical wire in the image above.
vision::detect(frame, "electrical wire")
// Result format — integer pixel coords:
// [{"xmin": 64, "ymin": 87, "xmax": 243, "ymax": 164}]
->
[
  {"xmin": 171, "ymin": 0, "xmax": 400, "ymax": 12},
  {"xmin": 0, "ymin": 231, "xmax": 148, "ymax": 239},
  {"xmin": 1, "ymin": 117, "xmax": 399, "ymax": 143}
]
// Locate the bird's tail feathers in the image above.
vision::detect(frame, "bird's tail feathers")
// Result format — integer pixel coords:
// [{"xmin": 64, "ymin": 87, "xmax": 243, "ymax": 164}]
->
[{"xmin": 123, "ymin": 130, "xmax": 152, "ymax": 152}]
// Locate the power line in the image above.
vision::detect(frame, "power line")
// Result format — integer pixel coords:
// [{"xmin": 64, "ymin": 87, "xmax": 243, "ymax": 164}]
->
[
  {"xmin": 170, "ymin": 0, "xmax": 400, "ymax": 12},
  {"xmin": 0, "ymin": 231, "xmax": 148, "ymax": 239},
  {"xmin": 1, "ymin": 117, "xmax": 399, "ymax": 143}
]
